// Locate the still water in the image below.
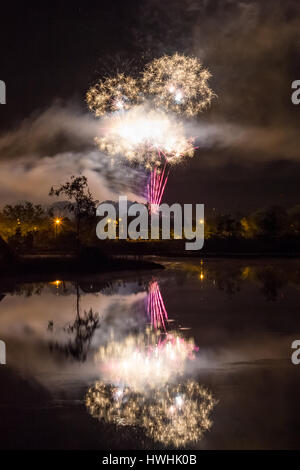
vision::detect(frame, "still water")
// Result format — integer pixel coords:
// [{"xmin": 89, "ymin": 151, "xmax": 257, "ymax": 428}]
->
[{"xmin": 1, "ymin": 258, "xmax": 300, "ymax": 449}]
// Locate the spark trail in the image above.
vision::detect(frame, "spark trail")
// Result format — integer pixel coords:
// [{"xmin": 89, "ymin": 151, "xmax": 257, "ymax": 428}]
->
[{"xmin": 146, "ymin": 279, "xmax": 169, "ymax": 330}]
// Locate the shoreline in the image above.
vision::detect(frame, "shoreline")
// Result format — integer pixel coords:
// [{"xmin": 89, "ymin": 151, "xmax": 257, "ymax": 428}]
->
[{"xmin": 0, "ymin": 253, "xmax": 164, "ymax": 284}]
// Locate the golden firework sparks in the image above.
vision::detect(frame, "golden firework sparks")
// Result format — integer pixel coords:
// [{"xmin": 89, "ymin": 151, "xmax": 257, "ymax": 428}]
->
[
  {"xmin": 86, "ymin": 53, "xmax": 215, "ymax": 206},
  {"xmin": 142, "ymin": 381, "xmax": 217, "ymax": 447},
  {"xmin": 85, "ymin": 380, "xmax": 217, "ymax": 447},
  {"xmin": 142, "ymin": 53, "xmax": 216, "ymax": 116},
  {"xmin": 95, "ymin": 106, "xmax": 195, "ymax": 166},
  {"xmin": 86, "ymin": 382, "xmax": 145, "ymax": 427},
  {"xmin": 86, "ymin": 73, "xmax": 142, "ymax": 117}
]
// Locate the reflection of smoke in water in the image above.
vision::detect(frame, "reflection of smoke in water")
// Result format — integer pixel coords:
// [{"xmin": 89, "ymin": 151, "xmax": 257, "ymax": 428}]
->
[{"xmin": 95, "ymin": 327, "xmax": 198, "ymax": 392}]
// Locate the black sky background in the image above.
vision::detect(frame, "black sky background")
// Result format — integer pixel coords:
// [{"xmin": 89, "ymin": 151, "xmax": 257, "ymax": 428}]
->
[
  {"xmin": 0, "ymin": 0, "xmax": 300, "ymax": 213},
  {"xmin": 0, "ymin": 2, "xmax": 141, "ymax": 124}
]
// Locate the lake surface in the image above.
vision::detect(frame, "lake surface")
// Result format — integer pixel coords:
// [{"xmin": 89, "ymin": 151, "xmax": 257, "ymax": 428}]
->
[{"xmin": 1, "ymin": 257, "xmax": 300, "ymax": 450}]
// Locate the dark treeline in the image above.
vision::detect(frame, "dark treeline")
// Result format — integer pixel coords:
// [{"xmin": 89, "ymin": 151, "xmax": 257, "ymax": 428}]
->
[
  {"xmin": 0, "ymin": 176, "xmax": 98, "ymax": 253},
  {"xmin": 205, "ymin": 206, "xmax": 300, "ymax": 240},
  {"xmin": 1, "ymin": 176, "xmax": 300, "ymax": 254}
]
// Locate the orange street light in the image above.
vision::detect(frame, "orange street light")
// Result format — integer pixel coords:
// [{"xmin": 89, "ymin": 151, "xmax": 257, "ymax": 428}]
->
[
  {"xmin": 54, "ymin": 218, "xmax": 62, "ymax": 237},
  {"xmin": 50, "ymin": 280, "xmax": 62, "ymax": 288}
]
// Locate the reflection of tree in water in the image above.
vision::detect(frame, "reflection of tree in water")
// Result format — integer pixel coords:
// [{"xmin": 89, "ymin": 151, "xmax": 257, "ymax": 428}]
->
[
  {"xmin": 257, "ymin": 267, "xmax": 286, "ymax": 302},
  {"xmin": 214, "ymin": 273, "xmax": 241, "ymax": 297},
  {"xmin": 202, "ymin": 266, "xmax": 242, "ymax": 297},
  {"xmin": 211, "ymin": 264, "xmax": 286, "ymax": 301},
  {"xmin": 10, "ymin": 283, "xmax": 45, "ymax": 297},
  {"xmin": 3, "ymin": 281, "xmax": 71, "ymax": 297},
  {"xmin": 78, "ymin": 280, "xmax": 113, "ymax": 294},
  {"xmin": 0, "ymin": 279, "xmax": 114, "ymax": 299},
  {"xmin": 99, "ymin": 277, "xmax": 148, "ymax": 296},
  {"xmin": 212, "ymin": 265, "xmax": 287, "ymax": 300},
  {"xmin": 171, "ymin": 262, "xmax": 242, "ymax": 297},
  {"xmin": 50, "ymin": 308, "xmax": 100, "ymax": 361},
  {"xmin": 171, "ymin": 261, "xmax": 293, "ymax": 300},
  {"xmin": 48, "ymin": 284, "xmax": 101, "ymax": 362}
]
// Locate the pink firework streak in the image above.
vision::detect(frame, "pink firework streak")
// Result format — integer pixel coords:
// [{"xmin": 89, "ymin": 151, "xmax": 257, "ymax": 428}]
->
[
  {"xmin": 147, "ymin": 280, "xmax": 169, "ymax": 331},
  {"xmin": 146, "ymin": 146, "xmax": 197, "ymax": 207},
  {"xmin": 147, "ymin": 162, "xmax": 170, "ymax": 206}
]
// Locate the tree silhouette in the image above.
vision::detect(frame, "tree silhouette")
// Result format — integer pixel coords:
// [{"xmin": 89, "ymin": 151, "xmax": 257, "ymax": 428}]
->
[{"xmin": 49, "ymin": 176, "xmax": 98, "ymax": 246}]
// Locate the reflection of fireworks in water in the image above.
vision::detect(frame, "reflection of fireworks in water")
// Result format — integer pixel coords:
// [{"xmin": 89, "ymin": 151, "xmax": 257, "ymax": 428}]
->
[
  {"xmin": 143, "ymin": 381, "xmax": 216, "ymax": 447},
  {"xmin": 147, "ymin": 280, "xmax": 168, "ymax": 330},
  {"xmin": 86, "ymin": 382, "xmax": 144, "ymax": 427},
  {"xmin": 142, "ymin": 53, "xmax": 215, "ymax": 117},
  {"xmin": 86, "ymin": 380, "xmax": 216, "ymax": 447},
  {"xmin": 96, "ymin": 328, "xmax": 198, "ymax": 392},
  {"xmin": 86, "ymin": 73, "xmax": 141, "ymax": 117}
]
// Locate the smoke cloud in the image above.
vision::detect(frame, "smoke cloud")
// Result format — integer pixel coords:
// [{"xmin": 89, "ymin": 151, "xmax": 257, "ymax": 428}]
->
[{"xmin": 0, "ymin": 102, "xmax": 145, "ymax": 204}]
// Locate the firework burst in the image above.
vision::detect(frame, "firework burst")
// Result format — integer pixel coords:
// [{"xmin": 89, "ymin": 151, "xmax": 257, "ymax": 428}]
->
[
  {"xmin": 142, "ymin": 53, "xmax": 215, "ymax": 116},
  {"xmin": 94, "ymin": 105, "xmax": 195, "ymax": 206},
  {"xmin": 87, "ymin": 53, "xmax": 215, "ymax": 205},
  {"xmin": 95, "ymin": 106, "xmax": 195, "ymax": 165},
  {"xmin": 86, "ymin": 73, "xmax": 141, "ymax": 117}
]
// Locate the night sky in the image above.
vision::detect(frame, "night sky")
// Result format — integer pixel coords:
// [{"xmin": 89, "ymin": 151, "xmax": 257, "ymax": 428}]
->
[{"xmin": 0, "ymin": 0, "xmax": 300, "ymax": 212}]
